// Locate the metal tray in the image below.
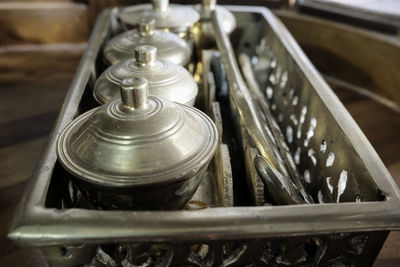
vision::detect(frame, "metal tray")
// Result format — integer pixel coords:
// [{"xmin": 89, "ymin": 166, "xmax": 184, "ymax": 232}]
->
[{"xmin": 8, "ymin": 5, "xmax": 400, "ymax": 266}]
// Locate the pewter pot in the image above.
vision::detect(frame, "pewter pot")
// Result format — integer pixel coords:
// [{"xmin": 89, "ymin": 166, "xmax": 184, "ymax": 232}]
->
[
  {"xmin": 104, "ymin": 18, "xmax": 191, "ymax": 66},
  {"xmin": 119, "ymin": 0, "xmax": 200, "ymax": 38},
  {"xmin": 57, "ymin": 78, "xmax": 218, "ymax": 210},
  {"xmin": 95, "ymin": 45, "xmax": 198, "ymax": 106}
]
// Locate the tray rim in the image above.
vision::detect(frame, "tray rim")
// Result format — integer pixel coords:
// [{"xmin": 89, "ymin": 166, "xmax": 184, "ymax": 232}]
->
[{"xmin": 8, "ymin": 5, "xmax": 400, "ymax": 247}]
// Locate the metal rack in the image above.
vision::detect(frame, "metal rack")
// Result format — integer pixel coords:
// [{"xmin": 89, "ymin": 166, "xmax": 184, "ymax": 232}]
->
[{"xmin": 8, "ymin": 5, "xmax": 400, "ymax": 266}]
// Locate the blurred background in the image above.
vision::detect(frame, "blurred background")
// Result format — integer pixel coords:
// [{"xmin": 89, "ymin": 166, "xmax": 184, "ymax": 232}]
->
[{"xmin": 0, "ymin": 0, "xmax": 399, "ymax": 266}]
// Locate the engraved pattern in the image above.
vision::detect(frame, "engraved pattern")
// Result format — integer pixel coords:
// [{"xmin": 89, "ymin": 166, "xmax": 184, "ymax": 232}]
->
[
  {"xmin": 78, "ymin": 233, "xmax": 374, "ymax": 267},
  {"xmin": 104, "ymin": 28, "xmax": 190, "ymax": 66},
  {"xmin": 252, "ymin": 36, "xmax": 382, "ymax": 204},
  {"xmin": 95, "ymin": 59, "xmax": 197, "ymax": 105}
]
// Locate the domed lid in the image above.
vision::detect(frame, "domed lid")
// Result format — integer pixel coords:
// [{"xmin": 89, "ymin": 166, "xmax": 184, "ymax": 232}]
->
[
  {"xmin": 95, "ymin": 45, "xmax": 198, "ymax": 106},
  {"xmin": 103, "ymin": 18, "xmax": 191, "ymax": 66},
  {"xmin": 196, "ymin": 0, "xmax": 236, "ymax": 34},
  {"xmin": 119, "ymin": 0, "xmax": 200, "ymax": 34},
  {"xmin": 57, "ymin": 78, "xmax": 218, "ymax": 187}
]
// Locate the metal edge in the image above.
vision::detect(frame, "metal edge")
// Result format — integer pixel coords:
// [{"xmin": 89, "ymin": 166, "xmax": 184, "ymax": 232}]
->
[{"xmin": 8, "ymin": 202, "xmax": 400, "ymax": 247}]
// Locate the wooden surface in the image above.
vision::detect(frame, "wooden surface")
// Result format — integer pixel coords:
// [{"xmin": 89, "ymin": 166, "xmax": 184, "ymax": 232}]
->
[
  {"xmin": 0, "ymin": 48, "xmax": 84, "ymax": 266},
  {"xmin": 0, "ymin": 2, "xmax": 88, "ymax": 265},
  {"xmin": 0, "ymin": 2, "xmax": 88, "ymax": 45},
  {"xmin": 276, "ymin": 9, "xmax": 400, "ymax": 105}
]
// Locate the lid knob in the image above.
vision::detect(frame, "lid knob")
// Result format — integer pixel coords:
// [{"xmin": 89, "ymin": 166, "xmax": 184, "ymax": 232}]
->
[
  {"xmin": 138, "ymin": 18, "xmax": 155, "ymax": 36},
  {"xmin": 152, "ymin": 0, "xmax": 169, "ymax": 12},
  {"xmin": 203, "ymin": 0, "xmax": 216, "ymax": 10},
  {"xmin": 120, "ymin": 78, "xmax": 149, "ymax": 110},
  {"xmin": 135, "ymin": 45, "xmax": 157, "ymax": 66}
]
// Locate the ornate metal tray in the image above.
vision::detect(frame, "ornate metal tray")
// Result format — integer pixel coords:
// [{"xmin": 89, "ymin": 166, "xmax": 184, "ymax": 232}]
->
[{"xmin": 8, "ymin": 5, "xmax": 400, "ymax": 266}]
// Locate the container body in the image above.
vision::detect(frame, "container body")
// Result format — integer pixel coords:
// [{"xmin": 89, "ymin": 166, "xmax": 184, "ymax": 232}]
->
[{"xmin": 71, "ymin": 165, "xmax": 208, "ymax": 210}]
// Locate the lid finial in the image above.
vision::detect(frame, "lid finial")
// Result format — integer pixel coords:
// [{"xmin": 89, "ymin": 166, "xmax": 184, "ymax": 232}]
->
[
  {"xmin": 152, "ymin": 0, "xmax": 169, "ymax": 12},
  {"xmin": 138, "ymin": 18, "xmax": 155, "ymax": 36},
  {"xmin": 120, "ymin": 78, "xmax": 149, "ymax": 110},
  {"xmin": 203, "ymin": 0, "xmax": 216, "ymax": 10},
  {"xmin": 135, "ymin": 45, "xmax": 157, "ymax": 66}
]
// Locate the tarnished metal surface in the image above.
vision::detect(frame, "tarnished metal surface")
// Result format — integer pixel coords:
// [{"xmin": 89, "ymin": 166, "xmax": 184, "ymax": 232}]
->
[
  {"xmin": 234, "ymin": 9, "xmax": 384, "ymax": 204},
  {"xmin": 197, "ymin": 0, "xmax": 236, "ymax": 34},
  {"xmin": 7, "ymin": 4, "xmax": 400, "ymax": 266},
  {"xmin": 213, "ymin": 10, "xmax": 313, "ymax": 205},
  {"xmin": 95, "ymin": 45, "xmax": 198, "ymax": 106},
  {"xmin": 103, "ymin": 18, "xmax": 191, "ymax": 66},
  {"xmin": 119, "ymin": 0, "xmax": 200, "ymax": 37},
  {"xmin": 193, "ymin": 0, "xmax": 236, "ymax": 51},
  {"xmin": 57, "ymin": 77, "xmax": 217, "ymax": 210}
]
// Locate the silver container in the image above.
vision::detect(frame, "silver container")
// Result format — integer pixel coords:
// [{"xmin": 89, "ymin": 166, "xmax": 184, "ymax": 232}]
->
[
  {"xmin": 119, "ymin": 0, "xmax": 200, "ymax": 38},
  {"xmin": 94, "ymin": 45, "xmax": 198, "ymax": 106},
  {"xmin": 103, "ymin": 18, "xmax": 191, "ymax": 66},
  {"xmin": 57, "ymin": 77, "xmax": 218, "ymax": 210}
]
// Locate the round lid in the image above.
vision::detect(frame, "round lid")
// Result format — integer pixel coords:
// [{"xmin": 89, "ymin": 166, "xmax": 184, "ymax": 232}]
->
[
  {"xmin": 119, "ymin": 0, "xmax": 200, "ymax": 34},
  {"xmin": 103, "ymin": 18, "xmax": 191, "ymax": 66},
  {"xmin": 196, "ymin": 0, "xmax": 236, "ymax": 34},
  {"xmin": 95, "ymin": 45, "xmax": 198, "ymax": 106},
  {"xmin": 57, "ymin": 77, "xmax": 218, "ymax": 187}
]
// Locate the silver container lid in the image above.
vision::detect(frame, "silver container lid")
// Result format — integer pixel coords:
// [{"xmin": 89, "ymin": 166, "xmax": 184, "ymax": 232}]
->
[
  {"xmin": 57, "ymin": 77, "xmax": 218, "ymax": 188},
  {"xmin": 119, "ymin": 0, "xmax": 200, "ymax": 35},
  {"xmin": 103, "ymin": 18, "xmax": 191, "ymax": 66},
  {"xmin": 95, "ymin": 45, "xmax": 198, "ymax": 106}
]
